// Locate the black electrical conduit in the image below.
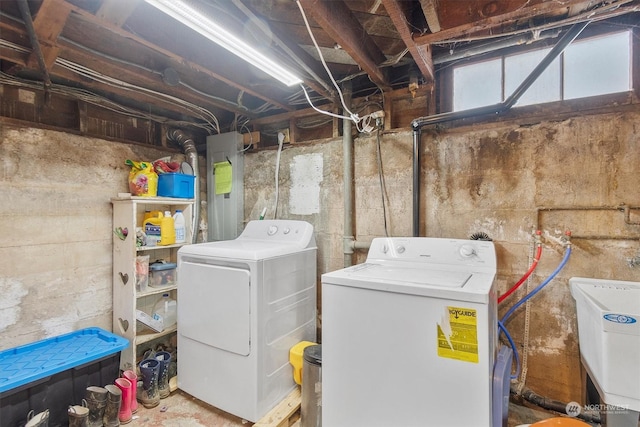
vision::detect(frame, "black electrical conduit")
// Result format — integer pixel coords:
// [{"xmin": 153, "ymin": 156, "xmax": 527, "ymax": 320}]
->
[{"xmin": 410, "ymin": 21, "xmax": 590, "ymax": 237}]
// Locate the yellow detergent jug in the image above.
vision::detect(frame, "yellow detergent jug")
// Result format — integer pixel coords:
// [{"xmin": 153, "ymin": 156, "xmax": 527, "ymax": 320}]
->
[
  {"xmin": 143, "ymin": 211, "xmax": 175, "ymax": 246},
  {"xmin": 143, "ymin": 210, "xmax": 163, "ymax": 222},
  {"xmin": 160, "ymin": 211, "xmax": 176, "ymax": 246}
]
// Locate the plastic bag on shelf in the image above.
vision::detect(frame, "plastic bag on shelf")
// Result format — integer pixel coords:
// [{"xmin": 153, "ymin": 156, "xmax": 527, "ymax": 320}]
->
[{"xmin": 126, "ymin": 160, "xmax": 158, "ymax": 196}]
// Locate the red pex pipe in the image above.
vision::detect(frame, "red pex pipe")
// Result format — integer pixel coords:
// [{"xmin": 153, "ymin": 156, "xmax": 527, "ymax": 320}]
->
[{"xmin": 498, "ymin": 231, "xmax": 543, "ymax": 304}]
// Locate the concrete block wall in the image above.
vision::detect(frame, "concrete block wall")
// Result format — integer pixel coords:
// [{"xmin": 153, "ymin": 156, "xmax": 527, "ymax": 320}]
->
[
  {"xmin": 244, "ymin": 109, "xmax": 640, "ymax": 403},
  {"xmin": 2, "ymin": 105, "xmax": 638, "ymax": 405},
  {"xmin": 0, "ymin": 124, "xmax": 188, "ymax": 349}
]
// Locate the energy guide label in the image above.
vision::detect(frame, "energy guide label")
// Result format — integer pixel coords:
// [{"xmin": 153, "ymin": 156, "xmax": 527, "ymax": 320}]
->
[{"xmin": 437, "ymin": 306, "xmax": 479, "ymax": 363}]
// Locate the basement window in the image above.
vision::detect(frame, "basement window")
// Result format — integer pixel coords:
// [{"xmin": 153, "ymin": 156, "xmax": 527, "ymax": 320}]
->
[{"xmin": 452, "ymin": 29, "xmax": 632, "ymax": 111}]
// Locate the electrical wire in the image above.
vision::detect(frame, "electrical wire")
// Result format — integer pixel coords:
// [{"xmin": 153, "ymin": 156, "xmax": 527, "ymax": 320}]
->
[
  {"xmin": 376, "ymin": 126, "xmax": 390, "ymax": 237},
  {"xmin": 295, "ymin": 0, "xmax": 363, "ymax": 126},
  {"xmin": 501, "ymin": 244, "xmax": 572, "ymax": 324},
  {"xmin": 273, "ymin": 132, "xmax": 285, "ymax": 219},
  {"xmin": 498, "ymin": 233, "xmax": 543, "ymax": 304}
]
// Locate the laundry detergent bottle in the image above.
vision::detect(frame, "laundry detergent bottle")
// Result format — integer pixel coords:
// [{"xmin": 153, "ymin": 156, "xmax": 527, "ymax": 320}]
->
[
  {"xmin": 173, "ymin": 210, "xmax": 186, "ymax": 244},
  {"xmin": 159, "ymin": 211, "xmax": 176, "ymax": 246}
]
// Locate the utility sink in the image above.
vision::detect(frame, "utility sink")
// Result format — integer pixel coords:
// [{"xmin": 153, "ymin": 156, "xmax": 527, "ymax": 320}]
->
[{"xmin": 570, "ymin": 277, "xmax": 640, "ymax": 426}]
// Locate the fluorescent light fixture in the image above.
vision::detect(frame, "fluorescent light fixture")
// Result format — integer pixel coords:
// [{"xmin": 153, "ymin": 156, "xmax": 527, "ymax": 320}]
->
[{"xmin": 145, "ymin": 0, "xmax": 302, "ymax": 86}]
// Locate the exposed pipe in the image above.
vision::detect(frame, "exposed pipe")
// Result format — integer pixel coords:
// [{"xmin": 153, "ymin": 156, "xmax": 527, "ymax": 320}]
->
[
  {"xmin": 519, "ymin": 387, "xmax": 601, "ymax": 424},
  {"xmin": 16, "ymin": 0, "xmax": 52, "ymax": 103},
  {"xmin": 410, "ymin": 21, "xmax": 590, "ymax": 237},
  {"xmin": 343, "ymin": 82, "xmax": 355, "ymax": 267},
  {"xmin": 498, "ymin": 231, "xmax": 542, "ymax": 304},
  {"xmin": 432, "ymin": 30, "xmax": 561, "ymax": 65},
  {"xmin": 167, "ymin": 129, "xmax": 200, "ymax": 244}
]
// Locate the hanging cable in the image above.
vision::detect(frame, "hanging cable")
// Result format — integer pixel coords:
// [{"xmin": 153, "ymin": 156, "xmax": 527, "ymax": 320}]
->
[
  {"xmin": 498, "ymin": 230, "xmax": 543, "ymax": 304},
  {"xmin": 375, "ymin": 126, "xmax": 390, "ymax": 237},
  {"xmin": 295, "ymin": 0, "xmax": 362, "ymax": 125},
  {"xmin": 273, "ymin": 132, "xmax": 286, "ymax": 219},
  {"xmin": 501, "ymin": 234, "xmax": 572, "ymax": 324}
]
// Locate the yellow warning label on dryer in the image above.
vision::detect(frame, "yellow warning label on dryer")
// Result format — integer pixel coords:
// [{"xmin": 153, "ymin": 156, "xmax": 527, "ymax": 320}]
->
[{"xmin": 437, "ymin": 306, "xmax": 479, "ymax": 363}]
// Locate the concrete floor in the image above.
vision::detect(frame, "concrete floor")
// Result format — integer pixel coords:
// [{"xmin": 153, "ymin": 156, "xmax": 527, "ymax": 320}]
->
[{"xmin": 127, "ymin": 388, "xmax": 595, "ymax": 427}]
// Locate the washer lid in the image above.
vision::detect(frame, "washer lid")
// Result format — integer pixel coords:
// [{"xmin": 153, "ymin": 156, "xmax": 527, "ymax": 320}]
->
[
  {"xmin": 322, "ymin": 263, "xmax": 494, "ymax": 303},
  {"xmin": 346, "ymin": 263, "xmax": 471, "ymax": 288}
]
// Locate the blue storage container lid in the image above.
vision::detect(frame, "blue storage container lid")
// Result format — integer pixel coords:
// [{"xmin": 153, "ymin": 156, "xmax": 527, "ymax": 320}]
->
[
  {"xmin": 150, "ymin": 261, "xmax": 177, "ymax": 271},
  {"xmin": 0, "ymin": 327, "xmax": 128, "ymax": 393}
]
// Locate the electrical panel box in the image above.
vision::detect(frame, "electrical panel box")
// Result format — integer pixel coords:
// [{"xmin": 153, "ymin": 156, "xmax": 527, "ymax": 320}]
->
[{"xmin": 206, "ymin": 132, "xmax": 244, "ymax": 241}]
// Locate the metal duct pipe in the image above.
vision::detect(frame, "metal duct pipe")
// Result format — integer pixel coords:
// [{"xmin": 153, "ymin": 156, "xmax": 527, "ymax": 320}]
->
[
  {"xmin": 410, "ymin": 21, "xmax": 590, "ymax": 237},
  {"xmin": 167, "ymin": 129, "xmax": 200, "ymax": 244}
]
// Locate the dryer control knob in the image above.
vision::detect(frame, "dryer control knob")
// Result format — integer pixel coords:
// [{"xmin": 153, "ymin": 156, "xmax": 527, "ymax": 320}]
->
[
  {"xmin": 268, "ymin": 225, "xmax": 278, "ymax": 236},
  {"xmin": 459, "ymin": 245, "xmax": 476, "ymax": 257},
  {"xmin": 396, "ymin": 245, "xmax": 406, "ymax": 254},
  {"xmin": 283, "ymin": 227, "xmax": 291, "ymax": 234},
  {"xmin": 381, "ymin": 244, "xmax": 389, "ymax": 254}
]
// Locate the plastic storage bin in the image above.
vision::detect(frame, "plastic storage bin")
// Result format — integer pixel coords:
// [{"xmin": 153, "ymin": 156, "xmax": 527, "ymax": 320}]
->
[
  {"xmin": 149, "ymin": 261, "xmax": 177, "ymax": 288},
  {"xmin": 289, "ymin": 341, "xmax": 316, "ymax": 385},
  {"xmin": 157, "ymin": 173, "xmax": 195, "ymax": 198},
  {"xmin": 0, "ymin": 327, "xmax": 128, "ymax": 427}
]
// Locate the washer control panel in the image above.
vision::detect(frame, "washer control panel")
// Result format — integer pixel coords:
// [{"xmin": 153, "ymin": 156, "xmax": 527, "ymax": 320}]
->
[{"xmin": 370, "ymin": 237, "xmax": 496, "ymax": 269}]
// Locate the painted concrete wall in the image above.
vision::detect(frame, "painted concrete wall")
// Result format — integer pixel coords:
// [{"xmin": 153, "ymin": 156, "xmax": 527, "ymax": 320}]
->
[
  {"xmin": 2, "ymin": 106, "xmax": 638, "ymax": 405},
  {"xmin": 244, "ymin": 109, "xmax": 640, "ymax": 403},
  {"xmin": 0, "ymin": 125, "xmax": 190, "ymax": 349}
]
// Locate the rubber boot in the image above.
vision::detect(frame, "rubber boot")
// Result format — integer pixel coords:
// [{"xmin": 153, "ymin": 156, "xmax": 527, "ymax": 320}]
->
[
  {"xmin": 103, "ymin": 384, "xmax": 121, "ymax": 427},
  {"xmin": 85, "ymin": 386, "xmax": 108, "ymax": 427},
  {"xmin": 137, "ymin": 359, "xmax": 160, "ymax": 408},
  {"xmin": 25, "ymin": 409, "xmax": 49, "ymax": 427},
  {"xmin": 122, "ymin": 370, "xmax": 139, "ymax": 414},
  {"xmin": 68, "ymin": 403, "xmax": 89, "ymax": 427},
  {"xmin": 155, "ymin": 351, "xmax": 172, "ymax": 399},
  {"xmin": 115, "ymin": 378, "xmax": 132, "ymax": 424}
]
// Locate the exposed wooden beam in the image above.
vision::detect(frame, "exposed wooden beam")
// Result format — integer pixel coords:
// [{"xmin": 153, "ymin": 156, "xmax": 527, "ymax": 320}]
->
[
  {"xmin": 60, "ymin": 1, "xmax": 293, "ymax": 112},
  {"xmin": 298, "ymin": 0, "xmax": 390, "ymax": 90},
  {"xmin": 96, "ymin": 0, "xmax": 141, "ymax": 27},
  {"xmin": 382, "ymin": 0, "xmax": 435, "ymax": 82},
  {"xmin": 413, "ymin": 0, "xmax": 633, "ymax": 45},
  {"xmin": 0, "ymin": 18, "xmax": 249, "ymax": 119},
  {"xmin": 420, "ymin": 0, "xmax": 441, "ymax": 33},
  {"xmin": 30, "ymin": 0, "xmax": 72, "ymax": 69},
  {"xmin": 230, "ymin": 0, "xmax": 334, "ymax": 101}
]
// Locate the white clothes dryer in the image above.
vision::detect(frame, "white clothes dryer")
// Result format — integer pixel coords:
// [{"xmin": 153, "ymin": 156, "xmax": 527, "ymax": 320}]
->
[
  {"xmin": 177, "ymin": 220, "xmax": 317, "ymax": 422},
  {"xmin": 321, "ymin": 237, "xmax": 499, "ymax": 427}
]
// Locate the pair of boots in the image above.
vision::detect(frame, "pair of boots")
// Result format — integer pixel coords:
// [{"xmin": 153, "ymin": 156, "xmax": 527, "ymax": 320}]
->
[
  {"xmin": 137, "ymin": 351, "xmax": 172, "ymax": 408},
  {"xmin": 84, "ymin": 373, "xmax": 137, "ymax": 426}
]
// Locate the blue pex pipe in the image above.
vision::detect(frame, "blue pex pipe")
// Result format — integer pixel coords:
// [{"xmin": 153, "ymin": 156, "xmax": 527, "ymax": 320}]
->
[{"xmin": 501, "ymin": 246, "xmax": 572, "ymax": 324}]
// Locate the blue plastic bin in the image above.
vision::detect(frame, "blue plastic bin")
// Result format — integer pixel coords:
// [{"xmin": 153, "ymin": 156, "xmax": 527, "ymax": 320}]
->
[
  {"xmin": 157, "ymin": 173, "xmax": 195, "ymax": 198},
  {"xmin": 0, "ymin": 327, "xmax": 128, "ymax": 427}
]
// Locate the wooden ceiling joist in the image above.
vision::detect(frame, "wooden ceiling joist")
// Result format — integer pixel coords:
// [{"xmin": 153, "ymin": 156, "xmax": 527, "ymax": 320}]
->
[
  {"xmin": 382, "ymin": 0, "xmax": 435, "ymax": 83},
  {"xmin": 298, "ymin": 0, "xmax": 391, "ymax": 90}
]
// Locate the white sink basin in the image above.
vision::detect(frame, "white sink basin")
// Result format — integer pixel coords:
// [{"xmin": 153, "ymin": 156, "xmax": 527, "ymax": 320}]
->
[{"xmin": 570, "ymin": 277, "xmax": 640, "ymax": 412}]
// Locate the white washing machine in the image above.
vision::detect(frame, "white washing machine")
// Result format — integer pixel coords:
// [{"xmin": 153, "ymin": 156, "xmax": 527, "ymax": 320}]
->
[
  {"xmin": 177, "ymin": 220, "xmax": 317, "ymax": 422},
  {"xmin": 321, "ymin": 237, "xmax": 499, "ymax": 427}
]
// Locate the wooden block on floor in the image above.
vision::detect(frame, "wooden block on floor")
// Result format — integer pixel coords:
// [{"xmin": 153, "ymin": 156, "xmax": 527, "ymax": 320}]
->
[{"xmin": 254, "ymin": 387, "xmax": 301, "ymax": 427}]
